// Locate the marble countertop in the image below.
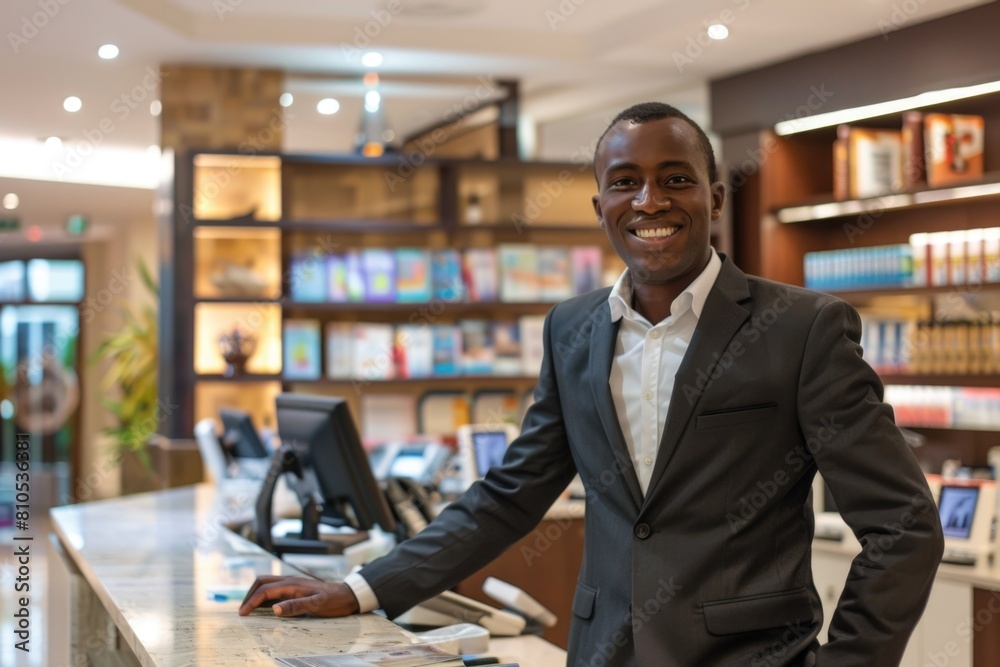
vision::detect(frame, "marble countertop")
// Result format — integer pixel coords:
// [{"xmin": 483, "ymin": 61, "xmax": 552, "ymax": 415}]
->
[{"xmin": 50, "ymin": 483, "xmax": 429, "ymax": 667}]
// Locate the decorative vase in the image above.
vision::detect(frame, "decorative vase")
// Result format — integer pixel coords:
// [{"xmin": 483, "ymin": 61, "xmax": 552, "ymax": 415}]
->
[{"xmin": 217, "ymin": 327, "xmax": 257, "ymax": 377}]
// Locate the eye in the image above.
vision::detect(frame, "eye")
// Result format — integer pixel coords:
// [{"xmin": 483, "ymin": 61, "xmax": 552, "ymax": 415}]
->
[
  {"xmin": 609, "ymin": 177, "xmax": 635, "ymax": 188},
  {"xmin": 665, "ymin": 174, "xmax": 694, "ymax": 185}
]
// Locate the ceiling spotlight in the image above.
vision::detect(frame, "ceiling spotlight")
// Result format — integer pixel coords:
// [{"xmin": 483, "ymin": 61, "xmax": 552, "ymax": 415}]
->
[
  {"xmin": 44, "ymin": 136, "xmax": 62, "ymax": 149},
  {"xmin": 98, "ymin": 44, "xmax": 119, "ymax": 59},
  {"xmin": 279, "ymin": 93, "xmax": 294, "ymax": 108},
  {"xmin": 317, "ymin": 98, "xmax": 340, "ymax": 115},
  {"xmin": 362, "ymin": 52, "xmax": 383, "ymax": 68},
  {"xmin": 707, "ymin": 23, "xmax": 729, "ymax": 40},
  {"xmin": 365, "ymin": 90, "xmax": 381, "ymax": 113},
  {"xmin": 149, "ymin": 100, "xmax": 162, "ymax": 116},
  {"xmin": 2, "ymin": 193, "xmax": 19, "ymax": 210},
  {"xmin": 63, "ymin": 96, "xmax": 82, "ymax": 112}
]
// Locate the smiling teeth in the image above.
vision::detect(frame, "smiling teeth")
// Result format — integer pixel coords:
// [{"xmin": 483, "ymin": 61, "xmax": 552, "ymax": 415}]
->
[{"xmin": 636, "ymin": 226, "xmax": 679, "ymax": 239}]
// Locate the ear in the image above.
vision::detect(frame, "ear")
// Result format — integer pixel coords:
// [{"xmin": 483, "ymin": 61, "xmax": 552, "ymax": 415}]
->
[
  {"xmin": 592, "ymin": 194, "xmax": 605, "ymax": 229},
  {"xmin": 709, "ymin": 181, "xmax": 726, "ymax": 222}
]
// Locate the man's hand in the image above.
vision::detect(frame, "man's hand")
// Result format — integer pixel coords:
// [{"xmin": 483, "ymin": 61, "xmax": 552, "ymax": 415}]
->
[{"xmin": 238, "ymin": 576, "xmax": 361, "ymax": 618}]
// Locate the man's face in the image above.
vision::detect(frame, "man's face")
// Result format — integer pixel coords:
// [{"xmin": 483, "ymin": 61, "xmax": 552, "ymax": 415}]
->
[{"xmin": 592, "ymin": 117, "xmax": 724, "ymax": 289}]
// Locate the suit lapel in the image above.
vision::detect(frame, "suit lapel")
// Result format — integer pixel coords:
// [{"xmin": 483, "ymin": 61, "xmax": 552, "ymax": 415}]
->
[
  {"xmin": 588, "ymin": 303, "xmax": 644, "ymax": 511},
  {"xmin": 643, "ymin": 258, "xmax": 752, "ymax": 506}
]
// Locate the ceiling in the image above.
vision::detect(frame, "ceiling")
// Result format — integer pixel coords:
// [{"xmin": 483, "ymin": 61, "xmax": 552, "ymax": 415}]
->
[{"xmin": 0, "ymin": 0, "xmax": 991, "ymax": 238}]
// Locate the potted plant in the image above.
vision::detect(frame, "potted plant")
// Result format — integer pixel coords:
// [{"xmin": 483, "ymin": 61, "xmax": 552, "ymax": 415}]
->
[{"xmin": 91, "ymin": 260, "xmax": 160, "ymax": 493}]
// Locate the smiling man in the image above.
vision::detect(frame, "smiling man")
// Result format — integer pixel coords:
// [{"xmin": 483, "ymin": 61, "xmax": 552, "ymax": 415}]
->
[{"xmin": 240, "ymin": 102, "xmax": 943, "ymax": 667}]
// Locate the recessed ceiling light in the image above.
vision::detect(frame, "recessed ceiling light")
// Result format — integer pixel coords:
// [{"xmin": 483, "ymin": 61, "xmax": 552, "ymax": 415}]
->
[
  {"xmin": 365, "ymin": 90, "xmax": 381, "ymax": 113},
  {"xmin": 98, "ymin": 44, "xmax": 119, "ymax": 59},
  {"xmin": 362, "ymin": 52, "xmax": 383, "ymax": 68},
  {"xmin": 2, "ymin": 193, "xmax": 19, "ymax": 210},
  {"xmin": 63, "ymin": 96, "xmax": 82, "ymax": 112},
  {"xmin": 149, "ymin": 100, "xmax": 162, "ymax": 116},
  {"xmin": 317, "ymin": 98, "xmax": 340, "ymax": 115},
  {"xmin": 707, "ymin": 24, "xmax": 729, "ymax": 40},
  {"xmin": 44, "ymin": 136, "xmax": 62, "ymax": 149},
  {"xmin": 381, "ymin": 129, "xmax": 396, "ymax": 143},
  {"xmin": 279, "ymin": 93, "xmax": 294, "ymax": 108}
]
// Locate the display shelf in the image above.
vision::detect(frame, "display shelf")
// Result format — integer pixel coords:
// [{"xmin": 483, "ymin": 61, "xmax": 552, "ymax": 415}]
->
[
  {"xmin": 189, "ymin": 218, "xmax": 606, "ymax": 235},
  {"xmin": 281, "ymin": 301, "xmax": 558, "ymax": 314},
  {"xmin": 285, "ymin": 375, "xmax": 539, "ymax": 389},
  {"xmin": 775, "ymin": 173, "xmax": 1000, "ymax": 223},
  {"xmin": 195, "ymin": 373, "xmax": 283, "ymax": 383},
  {"xmin": 881, "ymin": 374, "xmax": 1000, "ymax": 388},
  {"xmin": 827, "ymin": 283, "xmax": 1000, "ymax": 302},
  {"xmin": 160, "ymin": 150, "xmax": 612, "ymax": 439}
]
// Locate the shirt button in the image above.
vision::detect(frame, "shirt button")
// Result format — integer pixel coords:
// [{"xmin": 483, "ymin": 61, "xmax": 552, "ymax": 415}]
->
[
  {"xmin": 643, "ymin": 456, "xmax": 653, "ymax": 466},
  {"xmin": 650, "ymin": 330, "xmax": 661, "ymax": 339},
  {"xmin": 635, "ymin": 523, "xmax": 651, "ymax": 539},
  {"xmin": 643, "ymin": 391, "xmax": 653, "ymax": 400}
]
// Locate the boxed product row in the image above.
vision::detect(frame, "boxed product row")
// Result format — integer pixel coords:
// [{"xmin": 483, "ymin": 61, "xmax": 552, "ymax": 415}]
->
[
  {"xmin": 861, "ymin": 316, "xmax": 1000, "ymax": 375},
  {"xmin": 884, "ymin": 385, "xmax": 1000, "ymax": 431},
  {"xmin": 804, "ymin": 227, "xmax": 1000, "ymax": 292},
  {"xmin": 288, "ymin": 245, "xmax": 604, "ymax": 304},
  {"xmin": 282, "ymin": 316, "xmax": 547, "ymax": 381},
  {"xmin": 833, "ymin": 112, "xmax": 985, "ymax": 200}
]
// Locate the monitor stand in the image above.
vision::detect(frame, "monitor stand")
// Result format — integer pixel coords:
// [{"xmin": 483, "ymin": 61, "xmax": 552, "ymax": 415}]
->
[{"xmin": 254, "ymin": 444, "xmax": 365, "ymax": 556}]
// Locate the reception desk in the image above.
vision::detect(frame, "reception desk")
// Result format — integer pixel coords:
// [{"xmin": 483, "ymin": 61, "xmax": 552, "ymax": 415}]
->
[{"xmin": 49, "ymin": 483, "xmax": 567, "ymax": 666}]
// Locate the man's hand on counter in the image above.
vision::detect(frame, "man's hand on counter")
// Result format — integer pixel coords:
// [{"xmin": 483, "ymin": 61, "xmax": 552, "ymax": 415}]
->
[{"xmin": 238, "ymin": 576, "xmax": 361, "ymax": 617}]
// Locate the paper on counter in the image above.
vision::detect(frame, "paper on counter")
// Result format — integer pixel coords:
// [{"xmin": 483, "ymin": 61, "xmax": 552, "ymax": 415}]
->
[{"xmin": 275, "ymin": 643, "xmax": 465, "ymax": 667}]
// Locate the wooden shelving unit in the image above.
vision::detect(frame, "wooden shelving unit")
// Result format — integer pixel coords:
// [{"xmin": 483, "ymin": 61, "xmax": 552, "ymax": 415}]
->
[{"xmin": 159, "ymin": 151, "xmax": 622, "ymax": 439}]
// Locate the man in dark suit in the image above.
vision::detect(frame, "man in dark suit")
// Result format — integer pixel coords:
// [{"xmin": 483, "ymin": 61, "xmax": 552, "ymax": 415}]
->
[{"xmin": 240, "ymin": 102, "xmax": 944, "ymax": 666}]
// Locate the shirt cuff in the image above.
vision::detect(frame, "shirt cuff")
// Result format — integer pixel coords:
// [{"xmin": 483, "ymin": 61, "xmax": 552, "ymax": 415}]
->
[{"xmin": 344, "ymin": 571, "xmax": 380, "ymax": 613}]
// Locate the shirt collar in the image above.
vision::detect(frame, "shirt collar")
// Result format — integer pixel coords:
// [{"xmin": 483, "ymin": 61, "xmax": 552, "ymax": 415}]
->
[{"xmin": 608, "ymin": 248, "xmax": 723, "ymax": 323}]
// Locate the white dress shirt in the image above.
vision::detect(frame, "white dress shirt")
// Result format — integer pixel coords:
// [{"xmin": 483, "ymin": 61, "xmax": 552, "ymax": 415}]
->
[
  {"xmin": 607, "ymin": 249, "xmax": 722, "ymax": 495},
  {"xmin": 346, "ymin": 249, "xmax": 723, "ymax": 611}
]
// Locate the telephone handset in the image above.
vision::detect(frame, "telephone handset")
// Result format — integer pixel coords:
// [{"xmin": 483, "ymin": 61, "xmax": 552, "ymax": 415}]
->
[{"xmin": 384, "ymin": 477, "xmax": 439, "ymax": 539}]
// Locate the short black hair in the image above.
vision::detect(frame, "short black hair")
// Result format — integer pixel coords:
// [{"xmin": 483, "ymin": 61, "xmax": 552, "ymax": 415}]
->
[{"xmin": 594, "ymin": 102, "xmax": 718, "ymax": 184}]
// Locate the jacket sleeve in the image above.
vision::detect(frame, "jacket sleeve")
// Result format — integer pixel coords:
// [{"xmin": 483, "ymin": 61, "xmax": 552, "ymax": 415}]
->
[
  {"xmin": 359, "ymin": 305, "xmax": 578, "ymax": 618},
  {"xmin": 801, "ymin": 300, "xmax": 944, "ymax": 666}
]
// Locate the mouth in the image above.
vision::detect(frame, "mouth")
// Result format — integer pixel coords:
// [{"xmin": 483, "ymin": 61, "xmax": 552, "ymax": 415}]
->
[{"xmin": 629, "ymin": 225, "xmax": 681, "ymax": 240}]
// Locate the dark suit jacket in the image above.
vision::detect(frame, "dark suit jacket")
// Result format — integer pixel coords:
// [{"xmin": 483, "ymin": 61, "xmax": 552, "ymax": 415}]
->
[{"xmin": 360, "ymin": 256, "xmax": 944, "ymax": 667}]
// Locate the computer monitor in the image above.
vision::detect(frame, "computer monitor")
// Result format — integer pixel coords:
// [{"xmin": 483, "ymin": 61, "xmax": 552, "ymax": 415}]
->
[
  {"xmin": 274, "ymin": 393, "xmax": 396, "ymax": 534},
  {"xmin": 939, "ymin": 485, "xmax": 979, "ymax": 539},
  {"xmin": 219, "ymin": 408, "xmax": 268, "ymax": 459}
]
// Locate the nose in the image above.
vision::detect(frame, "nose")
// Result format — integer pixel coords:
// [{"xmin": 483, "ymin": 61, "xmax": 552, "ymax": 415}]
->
[{"xmin": 632, "ymin": 182, "xmax": 671, "ymax": 214}]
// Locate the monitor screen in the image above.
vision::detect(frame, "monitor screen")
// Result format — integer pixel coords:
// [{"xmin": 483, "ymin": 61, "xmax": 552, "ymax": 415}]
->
[
  {"xmin": 275, "ymin": 393, "xmax": 395, "ymax": 533},
  {"xmin": 472, "ymin": 431, "xmax": 508, "ymax": 477},
  {"xmin": 389, "ymin": 448, "xmax": 430, "ymax": 480},
  {"xmin": 219, "ymin": 408, "xmax": 269, "ymax": 459},
  {"xmin": 939, "ymin": 485, "xmax": 979, "ymax": 540}
]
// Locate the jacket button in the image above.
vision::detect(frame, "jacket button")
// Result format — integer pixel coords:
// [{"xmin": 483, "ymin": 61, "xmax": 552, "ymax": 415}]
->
[{"xmin": 635, "ymin": 523, "xmax": 650, "ymax": 539}]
